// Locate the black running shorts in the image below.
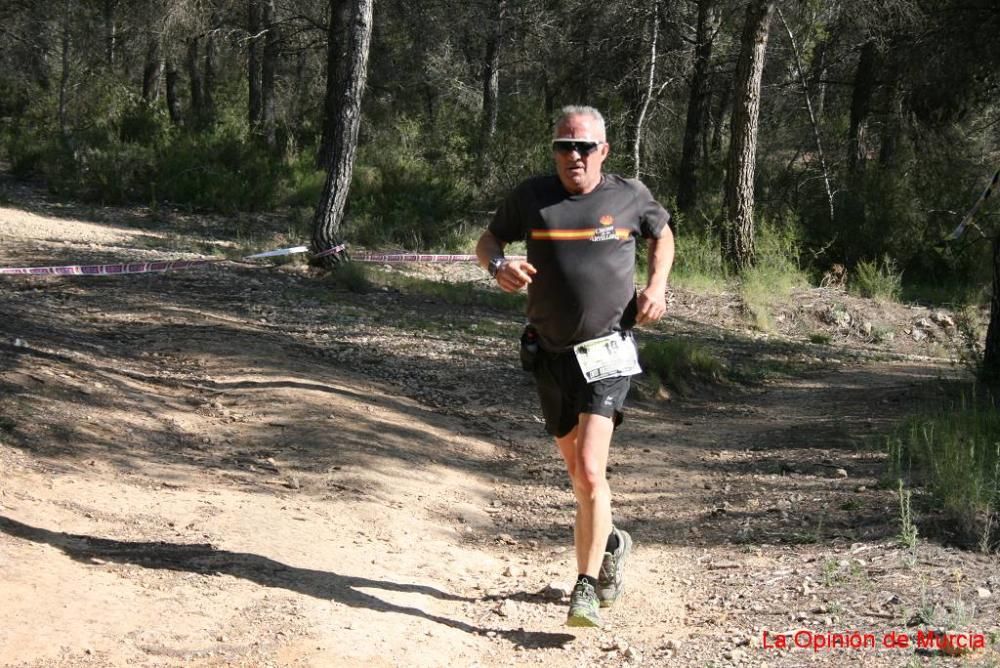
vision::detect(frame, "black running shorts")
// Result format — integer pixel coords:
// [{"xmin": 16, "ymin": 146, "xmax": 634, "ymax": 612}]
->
[{"xmin": 532, "ymin": 349, "xmax": 630, "ymax": 438}]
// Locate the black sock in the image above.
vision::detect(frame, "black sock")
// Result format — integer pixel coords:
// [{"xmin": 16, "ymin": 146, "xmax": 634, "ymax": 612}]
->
[
  {"xmin": 577, "ymin": 574, "xmax": 598, "ymax": 589},
  {"xmin": 605, "ymin": 528, "xmax": 619, "ymax": 553}
]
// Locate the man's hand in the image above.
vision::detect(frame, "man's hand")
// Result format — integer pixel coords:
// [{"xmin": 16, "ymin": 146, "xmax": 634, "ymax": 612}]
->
[
  {"xmin": 495, "ymin": 259, "xmax": 537, "ymax": 292},
  {"xmin": 635, "ymin": 285, "xmax": 667, "ymax": 325}
]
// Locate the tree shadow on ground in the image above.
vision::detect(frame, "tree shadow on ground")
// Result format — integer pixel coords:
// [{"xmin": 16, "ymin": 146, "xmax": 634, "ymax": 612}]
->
[
  {"xmin": 0, "ymin": 202, "xmax": 974, "ymax": 557},
  {"xmin": 0, "ymin": 515, "xmax": 575, "ymax": 650}
]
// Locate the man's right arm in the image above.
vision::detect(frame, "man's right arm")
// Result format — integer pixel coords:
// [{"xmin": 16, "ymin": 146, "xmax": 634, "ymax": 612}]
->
[{"xmin": 476, "ymin": 229, "xmax": 537, "ymax": 293}]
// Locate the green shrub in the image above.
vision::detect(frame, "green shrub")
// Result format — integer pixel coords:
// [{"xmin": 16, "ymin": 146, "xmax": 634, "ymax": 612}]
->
[
  {"xmin": 738, "ymin": 220, "xmax": 811, "ymax": 329},
  {"xmin": 327, "ymin": 261, "xmax": 373, "ymax": 293},
  {"xmin": 156, "ymin": 128, "xmax": 285, "ymax": 211},
  {"xmin": 345, "ymin": 115, "xmax": 477, "ymax": 249},
  {"xmin": 282, "ymin": 153, "xmax": 327, "ymax": 208},
  {"xmin": 888, "ymin": 395, "xmax": 1000, "ymax": 551},
  {"xmin": 639, "ymin": 338, "xmax": 724, "ymax": 395},
  {"xmin": 669, "ymin": 219, "xmax": 726, "ymax": 292},
  {"xmin": 851, "ymin": 255, "xmax": 903, "ymax": 302}
]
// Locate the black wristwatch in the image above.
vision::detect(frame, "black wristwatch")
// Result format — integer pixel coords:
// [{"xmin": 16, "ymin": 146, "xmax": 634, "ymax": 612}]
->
[{"xmin": 487, "ymin": 256, "xmax": 507, "ymax": 278}]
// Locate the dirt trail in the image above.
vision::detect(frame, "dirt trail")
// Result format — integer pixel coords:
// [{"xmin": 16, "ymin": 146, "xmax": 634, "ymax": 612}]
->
[{"xmin": 1, "ymin": 198, "xmax": 998, "ymax": 667}]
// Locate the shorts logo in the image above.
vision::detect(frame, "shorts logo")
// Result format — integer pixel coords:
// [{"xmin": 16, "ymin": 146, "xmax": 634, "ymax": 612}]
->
[
  {"xmin": 599, "ymin": 215, "xmax": 614, "ymax": 226},
  {"xmin": 603, "ymin": 395, "xmax": 614, "ymax": 406}
]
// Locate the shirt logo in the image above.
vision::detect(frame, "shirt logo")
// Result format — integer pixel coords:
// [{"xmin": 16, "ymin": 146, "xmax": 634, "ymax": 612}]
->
[
  {"xmin": 591, "ymin": 226, "xmax": 620, "ymax": 242},
  {"xmin": 599, "ymin": 215, "xmax": 614, "ymax": 226}
]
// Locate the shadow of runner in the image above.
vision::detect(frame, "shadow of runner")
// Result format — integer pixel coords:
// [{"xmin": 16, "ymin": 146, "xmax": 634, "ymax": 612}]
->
[{"xmin": 0, "ymin": 515, "xmax": 575, "ymax": 649}]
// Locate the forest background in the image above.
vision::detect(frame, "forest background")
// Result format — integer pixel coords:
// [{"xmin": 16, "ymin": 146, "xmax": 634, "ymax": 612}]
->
[{"xmin": 0, "ymin": 0, "xmax": 998, "ymax": 306}]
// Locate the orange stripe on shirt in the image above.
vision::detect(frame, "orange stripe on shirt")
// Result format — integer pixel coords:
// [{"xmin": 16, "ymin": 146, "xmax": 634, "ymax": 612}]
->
[{"xmin": 530, "ymin": 228, "xmax": 631, "ymax": 240}]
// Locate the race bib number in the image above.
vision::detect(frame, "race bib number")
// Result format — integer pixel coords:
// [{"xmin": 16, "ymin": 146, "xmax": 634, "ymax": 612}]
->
[{"xmin": 573, "ymin": 332, "xmax": 641, "ymax": 382}]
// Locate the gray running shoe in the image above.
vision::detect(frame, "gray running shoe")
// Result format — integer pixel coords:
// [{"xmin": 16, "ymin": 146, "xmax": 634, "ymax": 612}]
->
[
  {"xmin": 566, "ymin": 580, "xmax": 602, "ymax": 628},
  {"xmin": 597, "ymin": 527, "xmax": 632, "ymax": 607}
]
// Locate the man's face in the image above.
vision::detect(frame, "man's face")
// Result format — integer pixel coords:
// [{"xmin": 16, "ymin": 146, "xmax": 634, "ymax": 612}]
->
[{"xmin": 553, "ymin": 114, "xmax": 609, "ymax": 195}]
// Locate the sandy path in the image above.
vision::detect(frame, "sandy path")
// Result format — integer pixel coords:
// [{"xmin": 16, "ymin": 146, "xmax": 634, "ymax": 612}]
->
[{"xmin": 1, "ymin": 200, "xmax": 998, "ymax": 667}]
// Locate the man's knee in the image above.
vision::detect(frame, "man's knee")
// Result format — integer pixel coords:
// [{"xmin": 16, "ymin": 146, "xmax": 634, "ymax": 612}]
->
[{"xmin": 572, "ymin": 458, "xmax": 608, "ymax": 498}]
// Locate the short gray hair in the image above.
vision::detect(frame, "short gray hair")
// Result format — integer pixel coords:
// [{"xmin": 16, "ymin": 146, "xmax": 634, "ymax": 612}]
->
[{"xmin": 553, "ymin": 105, "xmax": 606, "ymax": 140}]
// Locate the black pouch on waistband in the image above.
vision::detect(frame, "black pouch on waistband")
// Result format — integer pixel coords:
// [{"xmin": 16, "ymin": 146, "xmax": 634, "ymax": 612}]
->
[{"xmin": 519, "ymin": 324, "xmax": 539, "ymax": 372}]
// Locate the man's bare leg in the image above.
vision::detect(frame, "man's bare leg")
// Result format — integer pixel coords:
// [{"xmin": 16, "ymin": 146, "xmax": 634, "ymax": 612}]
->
[{"xmin": 556, "ymin": 413, "xmax": 614, "ymax": 577}]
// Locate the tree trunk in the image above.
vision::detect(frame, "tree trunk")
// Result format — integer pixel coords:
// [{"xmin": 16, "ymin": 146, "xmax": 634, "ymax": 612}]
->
[
  {"xmin": 204, "ymin": 25, "xmax": 218, "ymax": 127},
  {"xmin": 777, "ymin": 7, "xmax": 834, "ymax": 223},
  {"xmin": 104, "ymin": 0, "xmax": 117, "ymax": 68},
  {"xmin": 542, "ymin": 72, "xmax": 556, "ymax": 121},
  {"xmin": 879, "ymin": 69, "xmax": 902, "ymax": 167},
  {"xmin": 311, "ymin": 0, "xmax": 374, "ymax": 262},
  {"xmin": 318, "ymin": 0, "xmax": 350, "ymax": 168},
  {"xmin": 186, "ymin": 37, "xmax": 205, "ymax": 127},
  {"xmin": 632, "ymin": 0, "xmax": 659, "ymax": 180},
  {"xmin": 261, "ymin": 0, "xmax": 279, "ymax": 149},
  {"xmin": 165, "ymin": 58, "xmax": 182, "ymax": 124},
  {"xmin": 479, "ymin": 0, "xmax": 506, "ymax": 152},
  {"xmin": 142, "ymin": 37, "xmax": 162, "ymax": 102},
  {"xmin": 677, "ymin": 0, "xmax": 720, "ymax": 215},
  {"xmin": 29, "ymin": 11, "xmax": 51, "ymax": 90},
  {"xmin": 809, "ymin": 31, "xmax": 830, "ymax": 118},
  {"xmin": 847, "ymin": 39, "xmax": 878, "ymax": 176},
  {"xmin": 983, "ymin": 234, "xmax": 1000, "ymax": 382},
  {"xmin": 58, "ymin": 0, "xmax": 71, "ymax": 135},
  {"xmin": 722, "ymin": 0, "xmax": 773, "ymax": 274},
  {"xmin": 710, "ymin": 71, "xmax": 730, "ymax": 156},
  {"xmin": 248, "ymin": 0, "xmax": 262, "ymax": 126}
]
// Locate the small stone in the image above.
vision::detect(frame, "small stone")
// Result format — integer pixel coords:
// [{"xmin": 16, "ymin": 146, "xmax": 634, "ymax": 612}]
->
[
  {"xmin": 834, "ymin": 468, "xmax": 848, "ymax": 478},
  {"xmin": 623, "ymin": 646, "xmax": 640, "ymax": 662},
  {"xmin": 664, "ymin": 639, "xmax": 680, "ymax": 651},
  {"xmin": 911, "ymin": 328, "xmax": 928, "ymax": 342},
  {"xmin": 931, "ymin": 311, "xmax": 956, "ymax": 328},
  {"xmin": 542, "ymin": 583, "xmax": 569, "ymax": 600},
  {"xmin": 285, "ymin": 476, "xmax": 301, "ymax": 489},
  {"xmin": 496, "ymin": 599, "xmax": 517, "ymax": 617},
  {"xmin": 976, "ymin": 587, "xmax": 992, "ymax": 599},
  {"xmin": 600, "ymin": 637, "xmax": 625, "ymax": 652}
]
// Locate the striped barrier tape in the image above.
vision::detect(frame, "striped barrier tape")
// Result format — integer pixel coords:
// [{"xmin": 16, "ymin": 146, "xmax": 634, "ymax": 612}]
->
[
  {"xmin": 351, "ymin": 252, "xmax": 526, "ymax": 264},
  {"xmin": 945, "ymin": 168, "xmax": 999, "ymax": 242},
  {"xmin": 0, "ymin": 244, "xmax": 345, "ymax": 276},
  {"xmin": 0, "ymin": 259, "xmax": 219, "ymax": 276},
  {"xmin": 0, "ymin": 241, "xmax": 525, "ymax": 275}
]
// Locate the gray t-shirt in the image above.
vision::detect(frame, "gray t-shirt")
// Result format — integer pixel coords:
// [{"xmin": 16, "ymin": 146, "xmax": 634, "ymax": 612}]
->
[{"xmin": 489, "ymin": 174, "xmax": 671, "ymax": 352}]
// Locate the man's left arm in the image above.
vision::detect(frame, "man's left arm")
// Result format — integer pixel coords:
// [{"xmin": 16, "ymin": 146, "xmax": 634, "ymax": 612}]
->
[{"xmin": 636, "ymin": 224, "xmax": 674, "ymax": 325}]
